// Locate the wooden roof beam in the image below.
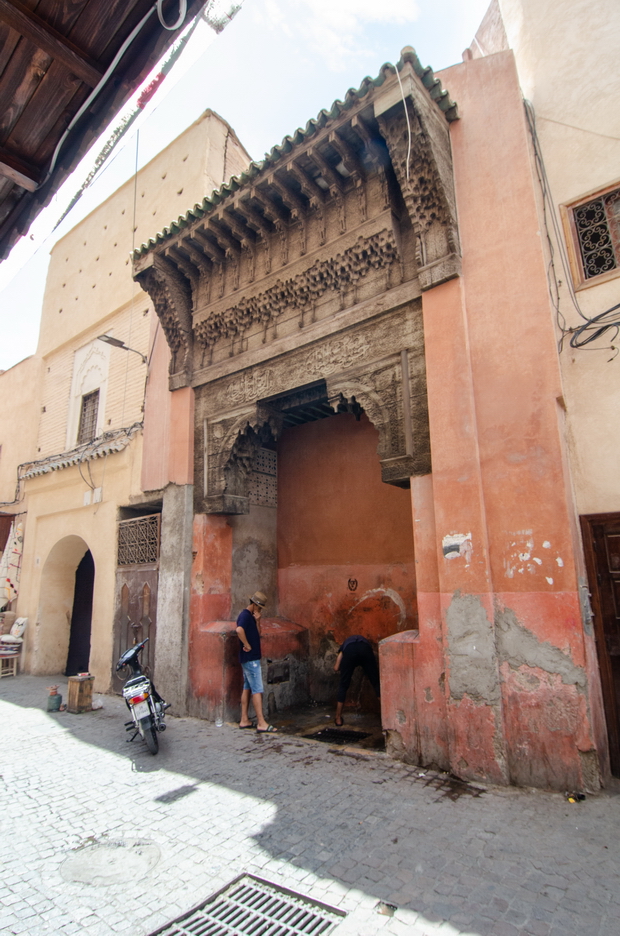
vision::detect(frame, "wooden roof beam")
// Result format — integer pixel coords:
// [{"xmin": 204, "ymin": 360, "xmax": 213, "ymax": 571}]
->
[
  {"xmin": 165, "ymin": 245, "xmax": 198, "ymax": 282},
  {"xmin": 221, "ymin": 207, "xmax": 257, "ymax": 244},
  {"xmin": 190, "ymin": 228, "xmax": 225, "ymax": 262},
  {"xmin": 328, "ymin": 131, "xmax": 365, "ymax": 179},
  {"xmin": 251, "ymin": 186, "xmax": 288, "ymax": 225},
  {"xmin": 207, "ymin": 217, "xmax": 241, "ymax": 255},
  {"xmin": 286, "ymin": 162, "xmax": 325, "ymax": 207},
  {"xmin": 307, "ymin": 146, "xmax": 344, "ymax": 193},
  {"xmin": 268, "ymin": 173, "xmax": 307, "ymax": 218},
  {"xmin": 0, "ymin": 146, "xmax": 40, "ymax": 191},
  {"xmin": 182, "ymin": 240, "xmax": 212, "ymax": 274},
  {"xmin": 0, "ymin": 0, "xmax": 103, "ymax": 88},
  {"xmin": 236, "ymin": 198, "xmax": 274, "ymax": 238}
]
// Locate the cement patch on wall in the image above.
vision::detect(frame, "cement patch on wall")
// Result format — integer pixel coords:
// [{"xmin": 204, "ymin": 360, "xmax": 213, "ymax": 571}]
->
[
  {"xmin": 445, "ymin": 593, "xmax": 501, "ymax": 704},
  {"xmin": 495, "ymin": 605, "xmax": 586, "ymax": 689}
]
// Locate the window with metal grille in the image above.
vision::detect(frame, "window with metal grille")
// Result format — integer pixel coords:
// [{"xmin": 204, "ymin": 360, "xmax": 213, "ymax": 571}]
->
[
  {"xmin": 117, "ymin": 514, "xmax": 160, "ymax": 566},
  {"xmin": 565, "ymin": 184, "xmax": 620, "ymax": 286},
  {"xmin": 77, "ymin": 389, "xmax": 99, "ymax": 444},
  {"xmin": 248, "ymin": 447, "xmax": 277, "ymax": 507}
]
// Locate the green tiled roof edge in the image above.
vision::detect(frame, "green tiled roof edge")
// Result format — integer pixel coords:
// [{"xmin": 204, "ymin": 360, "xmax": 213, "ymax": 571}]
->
[{"xmin": 133, "ymin": 47, "xmax": 457, "ymax": 258}]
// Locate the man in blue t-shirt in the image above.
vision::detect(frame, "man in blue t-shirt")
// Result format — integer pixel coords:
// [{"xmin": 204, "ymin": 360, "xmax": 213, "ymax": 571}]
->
[{"xmin": 236, "ymin": 591, "xmax": 277, "ymax": 733}]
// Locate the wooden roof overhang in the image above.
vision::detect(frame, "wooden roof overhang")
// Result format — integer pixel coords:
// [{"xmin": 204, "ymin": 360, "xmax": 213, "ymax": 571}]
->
[
  {"xmin": 0, "ymin": 0, "xmax": 209, "ymax": 260},
  {"xmin": 133, "ymin": 48, "xmax": 461, "ymax": 392}
]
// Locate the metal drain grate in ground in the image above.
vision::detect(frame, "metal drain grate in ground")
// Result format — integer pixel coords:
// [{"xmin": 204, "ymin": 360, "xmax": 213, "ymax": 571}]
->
[
  {"xmin": 303, "ymin": 728, "xmax": 371, "ymax": 745},
  {"xmin": 148, "ymin": 874, "xmax": 345, "ymax": 936}
]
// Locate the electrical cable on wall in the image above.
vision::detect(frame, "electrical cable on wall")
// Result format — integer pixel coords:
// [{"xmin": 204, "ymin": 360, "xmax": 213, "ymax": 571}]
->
[
  {"xmin": 394, "ymin": 63, "xmax": 412, "ymax": 182},
  {"xmin": 524, "ymin": 100, "xmax": 620, "ymax": 361}
]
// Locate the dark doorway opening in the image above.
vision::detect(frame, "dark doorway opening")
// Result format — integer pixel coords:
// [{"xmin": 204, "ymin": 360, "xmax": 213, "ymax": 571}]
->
[
  {"xmin": 65, "ymin": 550, "xmax": 94, "ymax": 676},
  {"xmin": 581, "ymin": 514, "xmax": 620, "ymax": 776}
]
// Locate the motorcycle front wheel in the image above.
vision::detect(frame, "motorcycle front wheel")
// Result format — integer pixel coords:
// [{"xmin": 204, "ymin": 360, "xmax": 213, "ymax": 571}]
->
[{"xmin": 141, "ymin": 717, "xmax": 159, "ymax": 754}]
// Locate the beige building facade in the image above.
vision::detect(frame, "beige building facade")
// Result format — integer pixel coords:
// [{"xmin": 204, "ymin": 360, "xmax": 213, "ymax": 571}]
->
[{"xmin": 0, "ymin": 110, "xmax": 250, "ymax": 690}]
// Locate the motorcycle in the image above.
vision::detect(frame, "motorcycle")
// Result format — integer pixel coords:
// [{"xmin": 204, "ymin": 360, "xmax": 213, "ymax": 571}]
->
[{"xmin": 115, "ymin": 637, "xmax": 169, "ymax": 754}]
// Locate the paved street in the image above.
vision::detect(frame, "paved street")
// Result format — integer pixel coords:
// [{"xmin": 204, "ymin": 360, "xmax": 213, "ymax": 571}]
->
[{"xmin": 1, "ymin": 675, "xmax": 619, "ymax": 936}]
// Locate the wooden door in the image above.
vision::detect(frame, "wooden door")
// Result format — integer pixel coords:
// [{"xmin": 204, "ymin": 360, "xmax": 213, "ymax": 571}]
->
[
  {"xmin": 111, "ymin": 569, "xmax": 158, "ymax": 693},
  {"xmin": 65, "ymin": 550, "xmax": 95, "ymax": 676},
  {"xmin": 581, "ymin": 514, "xmax": 620, "ymax": 775}
]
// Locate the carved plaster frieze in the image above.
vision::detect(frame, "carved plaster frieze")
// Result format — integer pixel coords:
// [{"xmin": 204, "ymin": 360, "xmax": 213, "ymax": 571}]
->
[
  {"xmin": 199, "ymin": 303, "xmax": 423, "ymax": 416},
  {"xmin": 193, "ymin": 228, "xmax": 399, "ymax": 355},
  {"xmin": 193, "ymin": 303, "xmax": 429, "ymax": 511},
  {"xmin": 134, "ymin": 254, "xmax": 193, "ymax": 384}
]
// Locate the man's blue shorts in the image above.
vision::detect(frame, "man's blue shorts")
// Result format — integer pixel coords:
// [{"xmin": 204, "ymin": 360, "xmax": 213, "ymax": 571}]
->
[{"xmin": 241, "ymin": 659, "xmax": 264, "ymax": 694}]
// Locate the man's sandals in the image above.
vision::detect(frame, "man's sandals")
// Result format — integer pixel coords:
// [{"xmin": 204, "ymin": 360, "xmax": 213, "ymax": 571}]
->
[{"xmin": 256, "ymin": 724, "xmax": 278, "ymax": 733}]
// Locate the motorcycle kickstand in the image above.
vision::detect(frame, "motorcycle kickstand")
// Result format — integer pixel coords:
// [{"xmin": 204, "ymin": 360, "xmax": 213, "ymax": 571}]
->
[{"xmin": 126, "ymin": 728, "xmax": 139, "ymax": 742}]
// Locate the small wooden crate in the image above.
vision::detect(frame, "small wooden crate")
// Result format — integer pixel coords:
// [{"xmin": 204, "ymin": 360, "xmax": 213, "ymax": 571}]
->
[{"xmin": 67, "ymin": 675, "xmax": 94, "ymax": 713}]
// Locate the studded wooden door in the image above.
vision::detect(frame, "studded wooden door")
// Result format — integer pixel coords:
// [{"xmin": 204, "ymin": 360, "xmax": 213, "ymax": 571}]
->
[
  {"xmin": 112, "ymin": 570, "xmax": 158, "ymax": 692},
  {"xmin": 112, "ymin": 514, "xmax": 160, "ymax": 693}
]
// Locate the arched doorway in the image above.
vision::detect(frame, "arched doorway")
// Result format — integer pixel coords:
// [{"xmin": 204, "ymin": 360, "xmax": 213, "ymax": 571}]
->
[
  {"xmin": 35, "ymin": 536, "xmax": 94, "ymax": 674},
  {"xmin": 65, "ymin": 550, "xmax": 94, "ymax": 676}
]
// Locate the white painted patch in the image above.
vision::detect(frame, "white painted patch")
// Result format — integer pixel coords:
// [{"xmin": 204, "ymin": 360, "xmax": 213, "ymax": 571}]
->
[
  {"xmin": 533, "ymin": 557, "xmax": 542, "ymax": 565},
  {"xmin": 350, "ymin": 588, "xmax": 407, "ymax": 627},
  {"xmin": 519, "ymin": 552, "xmax": 531, "ymax": 562},
  {"xmin": 556, "ymin": 557, "xmax": 564, "ymax": 567},
  {"xmin": 546, "ymin": 577, "xmax": 554, "ymax": 585},
  {"xmin": 442, "ymin": 533, "xmax": 472, "ymax": 563},
  {"xmin": 542, "ymin": 541, "xmax": 551, "ymax": 549}
]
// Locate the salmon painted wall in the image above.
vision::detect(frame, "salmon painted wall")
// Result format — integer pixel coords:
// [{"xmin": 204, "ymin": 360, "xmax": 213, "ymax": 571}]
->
[
  {"xmin": 410, "ymin": 49, "xmax": 606, "ymax": 790},
  {"xmin": 277, "ymin": 412, "xmax": 416, "ymax": 702}
]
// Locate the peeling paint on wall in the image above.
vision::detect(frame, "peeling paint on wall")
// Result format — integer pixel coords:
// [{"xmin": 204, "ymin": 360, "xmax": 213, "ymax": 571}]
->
[
  {"xmin": 442, "ymin": 532, "xmax": 472, "ymax": 562},
  {"xmin": 504, "ymin": 532, "xmax": 564, "ymax": 582}
]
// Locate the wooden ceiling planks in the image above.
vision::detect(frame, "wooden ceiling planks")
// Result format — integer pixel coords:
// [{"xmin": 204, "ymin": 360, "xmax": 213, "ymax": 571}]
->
[{"xmin": 0, "ymin": 0, "xmax": 208, "ymax": 260}]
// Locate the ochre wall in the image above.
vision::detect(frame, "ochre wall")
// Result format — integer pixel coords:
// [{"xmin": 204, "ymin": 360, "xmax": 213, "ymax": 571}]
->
[
  {"xmin": 405, "ymin": 49, "xmax": 607, "ymax": 790},
  {"xmin": 277, "ymin": 413, "xmax": 416, "ymax": 702}
]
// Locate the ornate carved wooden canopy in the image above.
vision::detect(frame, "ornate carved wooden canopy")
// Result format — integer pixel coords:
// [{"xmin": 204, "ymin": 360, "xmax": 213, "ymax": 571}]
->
[{"xmin": 134, "ymin": 47, "xmax": 460, "ymax": 509}]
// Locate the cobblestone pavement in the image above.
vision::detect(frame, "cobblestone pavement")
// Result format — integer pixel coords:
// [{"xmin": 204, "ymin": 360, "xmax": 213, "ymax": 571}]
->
[{"xmin": 1, "ymin": 675, "xmax": 619, "ymax": 936}]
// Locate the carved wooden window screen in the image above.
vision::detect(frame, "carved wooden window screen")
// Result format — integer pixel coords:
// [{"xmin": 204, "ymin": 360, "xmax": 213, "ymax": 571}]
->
[
  {"xmin": 117, "ymin": 514, "xmax": 160, "ymax": 566},
  {"xmin": 565, "ymin": 184, "xmax": 620, "ymax": 286},
  {"xmin": 248, "ymin": 448, "xmax": 277, "ymax": 507},
  {"xmin": 77, "ymin": 389, "xmax": 99, "ymax": 444}
]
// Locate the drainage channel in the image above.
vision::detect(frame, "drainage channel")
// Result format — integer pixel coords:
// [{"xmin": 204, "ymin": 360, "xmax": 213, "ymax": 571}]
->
[
  {"xmin": 148, "ymin": 874, "xmax": 345, "ymax": 936},
  {"xmin": 303, "ymin": 728, "xmax": 371, "ymax": 746}
]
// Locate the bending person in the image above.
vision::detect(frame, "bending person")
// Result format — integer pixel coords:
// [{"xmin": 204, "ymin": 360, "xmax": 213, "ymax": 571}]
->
[{"xmin": 333, "ymin": 634, "xmax": 380, "ymax": 727}]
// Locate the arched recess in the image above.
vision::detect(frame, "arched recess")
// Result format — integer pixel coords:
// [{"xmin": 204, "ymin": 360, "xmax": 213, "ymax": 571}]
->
[{"xmin": 35, "ymin": 536, "xmax": 92, "ymax": 674}]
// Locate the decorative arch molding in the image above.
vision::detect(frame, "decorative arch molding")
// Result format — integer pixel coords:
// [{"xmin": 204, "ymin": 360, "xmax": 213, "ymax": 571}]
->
[
  {"xmin": 197, "ymin": 346, "xmax": 430, "ymax": 515},
  {"xmin": 200, "ymin": 406, "xmax": 283, "ymax": 514},
  {"xmin": 326, "ymin": 366, "xmax": 430, "ymax": 485}
]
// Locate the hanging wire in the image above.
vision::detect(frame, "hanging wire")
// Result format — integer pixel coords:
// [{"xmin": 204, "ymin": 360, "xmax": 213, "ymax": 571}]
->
[{"xmin": 524, "ymin": 100, "xmax": 620, "ymax": 360}]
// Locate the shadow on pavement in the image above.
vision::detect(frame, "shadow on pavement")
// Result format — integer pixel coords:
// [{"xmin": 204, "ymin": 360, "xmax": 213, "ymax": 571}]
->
[{"xmin": 2, "ymin": 673, "xmax": 619, "ymax": 936}]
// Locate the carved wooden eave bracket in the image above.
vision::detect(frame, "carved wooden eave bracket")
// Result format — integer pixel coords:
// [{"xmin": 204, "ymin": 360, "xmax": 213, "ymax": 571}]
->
[
  {"xmin": 133, "ymin": 252, "xmax": 194, "ymax": 387},
  {"xmin": 374, "ymin": 53, "xmax": 461, "ymax": 291}
]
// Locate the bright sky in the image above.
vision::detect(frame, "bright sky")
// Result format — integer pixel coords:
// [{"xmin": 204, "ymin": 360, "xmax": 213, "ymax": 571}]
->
[{"xmin": 0, "ymin": 0, "xmax": 490, "ymax": 372}]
